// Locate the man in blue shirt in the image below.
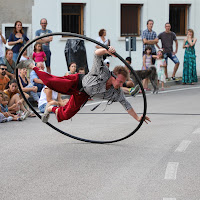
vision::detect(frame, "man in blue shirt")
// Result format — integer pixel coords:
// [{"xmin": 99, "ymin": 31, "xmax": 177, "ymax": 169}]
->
[
  {"xmin": 30, "ymin": 62, "xmax": 45, "ymax": 96},
  {"xmin": 142, "ymin": 19, "xmax": 158, "ymax": 64},
  {"xmin": 35, "ymin": 18, "xmax": 53, "ymax": 74}
]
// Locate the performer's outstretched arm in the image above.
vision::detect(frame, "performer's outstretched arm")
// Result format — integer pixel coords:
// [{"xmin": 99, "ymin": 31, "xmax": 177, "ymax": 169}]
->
[{"xmin": 127, "ymin": 108, "xmax": 151, "ymax": 124}]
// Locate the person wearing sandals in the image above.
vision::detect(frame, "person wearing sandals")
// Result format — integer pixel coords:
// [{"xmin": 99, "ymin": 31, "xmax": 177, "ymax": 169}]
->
[
  {"xmin": 4, "ymin": 79, "xmax": 35, "ymax": 117},
  {"xmin": 16, "ymin": 47, "xmax": 150, "ymax": 125},
  {"xmin": 182, "ymin": 29, "xmax": 197, "ymax": 85}
]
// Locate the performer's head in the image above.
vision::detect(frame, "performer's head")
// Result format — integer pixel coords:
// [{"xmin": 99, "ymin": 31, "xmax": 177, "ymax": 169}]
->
[{"xmin": 112, "ymin": 66, "xmax": 128, "ymax": 89}]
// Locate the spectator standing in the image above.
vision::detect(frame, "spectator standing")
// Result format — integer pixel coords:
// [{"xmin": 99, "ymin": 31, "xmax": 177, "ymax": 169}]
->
[
  {"xmin": 32, "ymin": 42, "xmax": 46, "ymax": 64},
  {"xmin": 157, "ymin": 23, "xmax": 180, "ymax": 80},
  {"xmin": 96, "ymin": 29, "xmax": 110, "ymax": 60},
  {"xmin": 152, "ymin": 50, "xmax": 167, "ymax": 90},
  {"xmin": 0, "ymin": 64, "xmax": 10, "ymax": 91},
  {"xmin": 142, "ymin": 19, "xmax": 158, "ymax": 64},
  {"xmin": 8, "ymin": 21, "xmax": 29, "ymax": 62},
  {"xmin": 35, "ymin": 18, "xmax": 53, "ymax": 74},
  {"xmin": 30, "ymin": 62, "xmax": 45, "ymax": 94},
  {"xmin": 3, "ymin": 49, "xmax": 15, "ymax": 79},
  {"xmin": 182, "ymin": 29, "xmax": 197, "ymax": 85},
  {"xmin": 0, "ymin": 31, "xmax": 6, "ymax": 64},
  {"xmin": 142, "ymin": 46, "xmax": 152, "ymax": 91}
]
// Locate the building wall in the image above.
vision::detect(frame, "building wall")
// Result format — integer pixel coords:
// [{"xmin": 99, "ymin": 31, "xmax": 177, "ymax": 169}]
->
[
  {"xmin": 0, "ymin": 0, "xmax": 34, "ymax": 24},
  {"xmin": 0, "ymin": 0, "xmax": 34, "ymax": 56},
  {"xmin": 32, "ymin": 0, "xmax": 199, "ymax": 77}
]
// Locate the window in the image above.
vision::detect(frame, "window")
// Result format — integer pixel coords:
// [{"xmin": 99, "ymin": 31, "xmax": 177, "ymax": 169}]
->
[
  {"xmin": 62, "ymin": 3, "xmax": 84, "ymax": 35},
  {"xmin": 169, "ymin": 4, "xmax": 190, "ymax": 36},
  {"xmin": 121, "ymin": 4, "xmax": 142, "ymax": 37}
]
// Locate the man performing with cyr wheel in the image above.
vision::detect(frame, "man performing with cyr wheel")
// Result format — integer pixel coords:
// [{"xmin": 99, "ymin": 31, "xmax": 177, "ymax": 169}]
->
[{"xmin": 17, "ymin": 46, "xmax": 150, "ymax": 124}]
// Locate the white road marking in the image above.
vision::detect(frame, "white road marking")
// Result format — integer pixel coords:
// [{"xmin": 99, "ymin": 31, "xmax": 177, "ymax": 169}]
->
[
  {"xmin": 192, "ymin": 128, "xmax": 200, "ymax": 134},
  {"xmin": 163, "ymin": 198, "xmax": 176, "ymax": 200},
  {"xmin": 85, "ymin": 86, "xmax": 200, "ymax": 107},
  {"xmin": 149, "ymin": 86, "xmax": 200, "ymax": 94},
  {"xmin": 175, "ymin": 140, "xmax": 191, "ymax": 152},
  {"xmin": 164, "ymin": 162, "xmax": 179, "ymax": 180}
]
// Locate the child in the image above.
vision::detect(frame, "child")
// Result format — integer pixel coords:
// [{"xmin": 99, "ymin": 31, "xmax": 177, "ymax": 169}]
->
[
  {"xmin": 0, "ymin": 92, "xmax": 27, "ymax": 121},
  {"xmin": 65, "ymin": 62, "xmax": 77, "ymax": 76},
  {"xmin": 142, "ymin": 46, "xmax": 152, "ymax": 91},
  {"xmin": 32, "ymin": 42, "xmax": 47, "ymax": 64},
  {"xmin": 153, "ymin": 49, "xmax": 167, "ymax": 90},
  {"xmin": 19, "ymin": 47, "xmax": 30, "ymax": 62},
  {"xmin": 77, "ymin": 67, "xmax": 85, "ymax": 74}
]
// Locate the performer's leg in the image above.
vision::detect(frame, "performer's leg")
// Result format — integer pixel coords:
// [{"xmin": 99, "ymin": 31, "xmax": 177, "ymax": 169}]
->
[
  {"xmin": 33, "ymin": 67, "xmax": 79, "ymax": 94},
  {"xmin": 51, "ymin": 92, "xmax": 89, "ymax": 122}
]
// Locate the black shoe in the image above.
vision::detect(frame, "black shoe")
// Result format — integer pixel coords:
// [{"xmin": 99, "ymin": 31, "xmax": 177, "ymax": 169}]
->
[
  {"xmin": 16, "ymin": 60, "xmax": 33, "ymax": 69},
  {"xmin": 171, "ymin": 77, "xmax": 175, "ymax": 80}
]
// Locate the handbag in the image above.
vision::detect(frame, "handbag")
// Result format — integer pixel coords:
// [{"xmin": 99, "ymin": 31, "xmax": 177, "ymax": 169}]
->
[{"xmin": 5, "ymin": 39, "xmax": 14, "ymax": 49}]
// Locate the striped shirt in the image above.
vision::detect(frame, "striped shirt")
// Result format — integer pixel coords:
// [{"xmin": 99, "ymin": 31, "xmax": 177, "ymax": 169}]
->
[
  {"xmin": 142, "ymin": 29, "xmax": 157, "ymax": 53},
  {"xmin": 82, "ymin": 54, "xmax": 132, "ymax": 111}
]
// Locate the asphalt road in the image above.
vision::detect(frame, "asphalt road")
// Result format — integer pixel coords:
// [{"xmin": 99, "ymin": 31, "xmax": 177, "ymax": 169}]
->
[{"xmin": 1, "ymin": 83, "xmax": 200, "ymax": 200}]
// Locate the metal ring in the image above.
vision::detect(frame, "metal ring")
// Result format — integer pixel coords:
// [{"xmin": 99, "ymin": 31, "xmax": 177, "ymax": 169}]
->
[{"xmin": 15, "ymin": 32, "xmax": 147, "ymax": 144}]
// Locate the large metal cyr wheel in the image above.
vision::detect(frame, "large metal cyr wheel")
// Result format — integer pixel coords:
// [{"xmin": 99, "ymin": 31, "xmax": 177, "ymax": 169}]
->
[{"xmin": 15, "ymin": 32, "xmax": 147, "ymax": 144}]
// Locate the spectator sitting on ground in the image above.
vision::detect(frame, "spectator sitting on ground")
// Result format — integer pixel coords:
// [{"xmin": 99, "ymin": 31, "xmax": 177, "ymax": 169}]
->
[
  {"xmin": 30, "ymin": 62, "xmax": 45, "ymax": 96},
  {"xmin": 0, "ymin": 64, "xmax": 10, "ymax": 91},
  {"xmin": 3, "ymin": 79, "xmax": 32, "ymax": 116},
  {"xmin": 0, "ymin": 91, "xmax": 12, "ymax": 122},
  {"xmin": 65, "ymin": 62, "xmax": 77, "ymax": 76},
  {"xmin": 32, "ymin": 42, "xmax": 46, "ymax": 64},
  {"xmin": 104, "ymin": 59, "xmax": 110, "ymax": 68},
  {"xmin": 0, "ymin": 91, "xmax": 27, "ymax": 121},
  {"xmin": 3, "ymin": 49, "xmax": 15, "ymax": 79},
  {"xmin": 18, "ymin": 67, "xmax": 39, "ymax": 103},
  {"xmin": 77, "ymin": 67, "xmax": 85, "ymax": 74},
  {"xmin": 19, "ymin": 47, "xmax": 30, "ymax": 62},
  {"xmin": 38, "ymin": 86, "xmax": 69, "ymax": 113}
]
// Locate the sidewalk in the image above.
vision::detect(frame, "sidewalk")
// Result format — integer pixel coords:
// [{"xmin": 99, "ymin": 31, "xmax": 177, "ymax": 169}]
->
[{"xmin": 149, "ymin": 76, "xmax": 200, "ymax": 89}]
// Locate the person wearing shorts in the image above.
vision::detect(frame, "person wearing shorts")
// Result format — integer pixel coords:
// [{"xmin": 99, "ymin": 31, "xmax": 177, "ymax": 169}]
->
[{"xmin": 158, "ymin": 23, "xmax": 180, "ymax": 80}]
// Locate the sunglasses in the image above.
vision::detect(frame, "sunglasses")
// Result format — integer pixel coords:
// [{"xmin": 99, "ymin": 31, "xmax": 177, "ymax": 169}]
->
[{"xmin": 0, "ymin": 68, "xmax": 7, "ymax": 71}]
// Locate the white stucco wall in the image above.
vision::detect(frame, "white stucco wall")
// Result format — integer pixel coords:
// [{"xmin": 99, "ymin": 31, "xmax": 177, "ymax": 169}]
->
[{"xmin": 32, "ymin": 0, "xmax": 199, "ymax": 77}]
